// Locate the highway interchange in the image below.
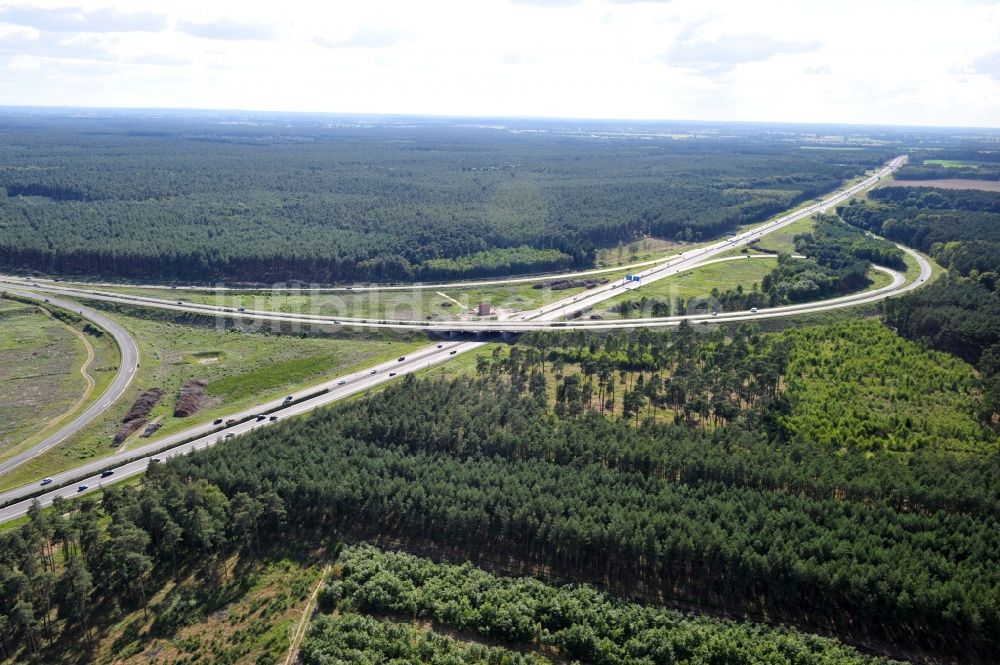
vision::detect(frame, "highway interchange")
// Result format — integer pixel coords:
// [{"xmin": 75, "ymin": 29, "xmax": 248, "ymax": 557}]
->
[{"xmin": 0, "ymin": 155, "xmax": 927, "ymax": 523}]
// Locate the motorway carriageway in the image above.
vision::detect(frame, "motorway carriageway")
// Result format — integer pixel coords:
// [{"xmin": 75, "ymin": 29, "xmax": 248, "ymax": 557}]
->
[
  {"xmin": 0, "ymin": 338, "xmax": 489, "ymax": 522},
  {"xmin": 0, "ymin": 155, "xmax": 919, "ymax": 522},
  {"xmin": 0, "ymin": 156, "xmax": 908, "ymax": 334}
]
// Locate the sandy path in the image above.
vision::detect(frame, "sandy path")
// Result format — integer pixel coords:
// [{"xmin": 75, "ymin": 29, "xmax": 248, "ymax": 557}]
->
[{"xmin": 284, "ymin": 564, "xmax": 331, "ymax": 665}]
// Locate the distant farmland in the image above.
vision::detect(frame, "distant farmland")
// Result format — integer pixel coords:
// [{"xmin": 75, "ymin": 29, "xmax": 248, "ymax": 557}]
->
[{"xmin": 891, "ymin": 178, "xmax": 1000, "ymax": 191}]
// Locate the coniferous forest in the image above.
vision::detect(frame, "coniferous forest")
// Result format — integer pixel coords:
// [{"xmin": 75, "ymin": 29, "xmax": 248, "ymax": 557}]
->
[
  {"xmin": 0, "ymin": 113, "xmax": 892, "ymax": 283},
  {"xmin": 4, "ymin": 116, "xmax": 1000, "ymax": 664},
  {"xmin": 2, "ymin": 320, "xmax": 997, "ymax": 663}
]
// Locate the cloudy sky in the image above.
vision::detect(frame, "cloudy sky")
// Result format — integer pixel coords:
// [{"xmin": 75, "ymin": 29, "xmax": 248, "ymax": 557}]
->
[{"xmin": 0, "ymin": 0, "xmax": 997, "ymax": 127}]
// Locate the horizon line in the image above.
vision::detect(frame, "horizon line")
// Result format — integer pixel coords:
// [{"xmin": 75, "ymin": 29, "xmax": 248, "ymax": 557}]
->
[{"xmin": 1, "ymin": 103, "xmax": 998, "ymax": 133}]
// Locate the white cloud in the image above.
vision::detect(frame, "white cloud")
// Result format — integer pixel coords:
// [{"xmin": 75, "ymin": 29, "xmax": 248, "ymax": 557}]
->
[
  {"xmin": 0, "ymin": 0, "xmax": 995, "ymax": 128},
  {"xmin": 175, "ymin": 18, "xmax": 276, "ymax": 41},
  {"xmin": 501, "ymin": 52, "xmax": 534, "ymax": 65},
  {"xmin": 0, "ymin": 30, "xmax": 116, "ymax": 62},
  {"xmin": 0, "ymin": 5, "xmax": 166, "ymax": 32},
  {"xmin": 510, "ymin": 0, "xmax": 582, "ymax": 7},
  {"xmin": 970, "ymin": 50, "xmax": 1000, "ymax": 80},
  {"xmin": 661, "ymin": 33, "xmax": 820, "ymax": 74},
  {"xmin": 314, "ymin": 26, "xmax": 412, "ymax": 49}
]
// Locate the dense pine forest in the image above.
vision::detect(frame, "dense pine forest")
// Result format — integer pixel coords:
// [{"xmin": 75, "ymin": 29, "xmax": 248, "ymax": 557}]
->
[
  {"xmin": 0, "ymin": 113, "xmax": 892, "ymax": 283},
  {"xmin": 5, "ymin": 119, "xmax": 1000, "ymax": 664},
  {"xmin": 2, "ymin": 320, "xmax": 995, "ymax": 663}
]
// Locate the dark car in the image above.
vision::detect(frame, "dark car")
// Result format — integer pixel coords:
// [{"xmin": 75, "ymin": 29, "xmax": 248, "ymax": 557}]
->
[
  {"xmin": 77, "ymin": 484, "xmax": 88, "ymax": 492},
  {"xmin": 269, "ymin": 415, "xmax": 278, "ymax": 422},
  {"xmin": 213, "ymin": 418, "xmax": 223, "ymax": 425},
  {"xmin": 40, "ymin": 477, "xmax": 53, "ymax": 486},
  {"xmin": 101, "ymin": 469, "xmax": 114, "ymax": 478},
  {"xmin": 449, "ymin": 350, "xmax": 457, "ymax": 355},
  {"xmin": 389, "ymin": 372, "xmax": 397, "ymax": 377},
  {"xmin": 256, "ymin": 415, "xmax": 266, "ymax": 421},
  {"xmin": 398, "ymin": 356, "xmax": 406, "ymax": 362}
]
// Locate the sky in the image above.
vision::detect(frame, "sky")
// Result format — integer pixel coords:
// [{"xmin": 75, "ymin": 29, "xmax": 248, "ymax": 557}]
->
[{"xmin": 0, "ymin": 0, "xmax": 998, "ymax": 128}]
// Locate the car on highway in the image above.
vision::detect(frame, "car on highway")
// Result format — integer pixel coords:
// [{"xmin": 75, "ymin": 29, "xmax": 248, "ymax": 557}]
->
[
  {"xmin": 256, "ymin": 415, "xmax": 266, "ymax": 421},
  {"xmin": 370, "ymin": 369, "xmax": 378, "ymax": 374},
  {"xmin": 213, "ymin": 418, "xmax": 224, "ymax": 425},
  {"xmin": 712, "ymin": 311, "xmax": 718, "ymax": 316},
  {"xmin": 284, "ymin": 395, "xmax": 294, "ymax": 403},
  {"xmin": 389, "ymin": 372, "xmax": 397, "ymax": 377},
  {"xmin": 225, "ymin": 433, "xmax": 235, "ymax": 439},
  {"xmin": 750, "ymin": 307, "xmax": 758, "ymax": 313},
  {"xmin": 398, "ymin": 356, "xmax": 406, "ymax": 361},
  {"xmin": 437, "ymin": 344, "xmax": 443, "ymax": 348},
  {"xmin": 225, "ymin": 418, "xmax": 237, "ymax": 426},
  {"xmin": 337, "ymin": 380, "xmax": 346, "ymax": 385},
  {"xmin": 269, "ymin": 415, "xmax": 278, "ymax": 422},
  {"xmin": 449, "ymin": 350, "xmax": 457, "ymax": 355},
  {"xmin": 40, "ymin": 477, "xmax": 52, "ymax": 486},
  {"xmin": 77, "ymin": 484, "xmax": 88, "ymax": 492},
  {"xmin": 238, "ymin": 307, "xmax": 246, "ymax": 312},
  {"xmin": 101, "ymin": 469, "xmax": 114, "ymax": 478}
]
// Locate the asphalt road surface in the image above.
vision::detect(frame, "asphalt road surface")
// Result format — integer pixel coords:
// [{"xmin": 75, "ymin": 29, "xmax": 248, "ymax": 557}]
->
[
  {"xmin": 0, "ymin": 338, "xmax": 488, "ymax": 522},
  {"xmin": 0, "ymin": 157, "xmax": 907, "ymax": 333},
  {"xmin": 0, "ymin": 156, "xmax": 923, "ymax": 523}
]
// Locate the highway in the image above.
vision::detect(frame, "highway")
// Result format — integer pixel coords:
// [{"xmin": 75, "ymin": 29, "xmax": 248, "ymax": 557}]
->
[
  {"xmin": 0, "ymin": 157, "xmax": 906, "ymax": 334},
  {"xmin": 0, "ymin": 337, "xmax": 489, "ymax": 522},
  {"xmin": 0, "ymin": 155, "xmax": 922, "ymax": 523},
  {"xmin": 0, "ymin": 287, "xmax": 140, "ymax": 475},
  {"xmin": 15, "ymin": 162, "xmax": 899, "ymax": 295}
]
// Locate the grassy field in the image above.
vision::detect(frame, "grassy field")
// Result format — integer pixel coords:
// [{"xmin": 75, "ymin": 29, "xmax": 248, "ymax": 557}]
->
[
  {"xmin": 867, "ymin": 267, "xmax": 895, "ymax": 290},
  {"xmin": 0, "ymin": 311, "xmax": 425, "ymax": 491},
  {"xmin": 0, "ymin": 298, "xmax": 119, "ymax": 461},
  {"xmin": 749, "ymin": 215, "xmax": 817, "ymax": 254},
  {"xmin": 923, "ymin": 159, "xmax": 978, "ymax": 168},
  {"xmin": 888, "ymin": 179, "xmax": 1000, "ymax": 192},
  {"xmin": 417, "ymin": 343, "xmax": 503, "ymax": 382},
  {"xmin": 598, "ymin": 257, "xmax": 777, "ymax": 317}
]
